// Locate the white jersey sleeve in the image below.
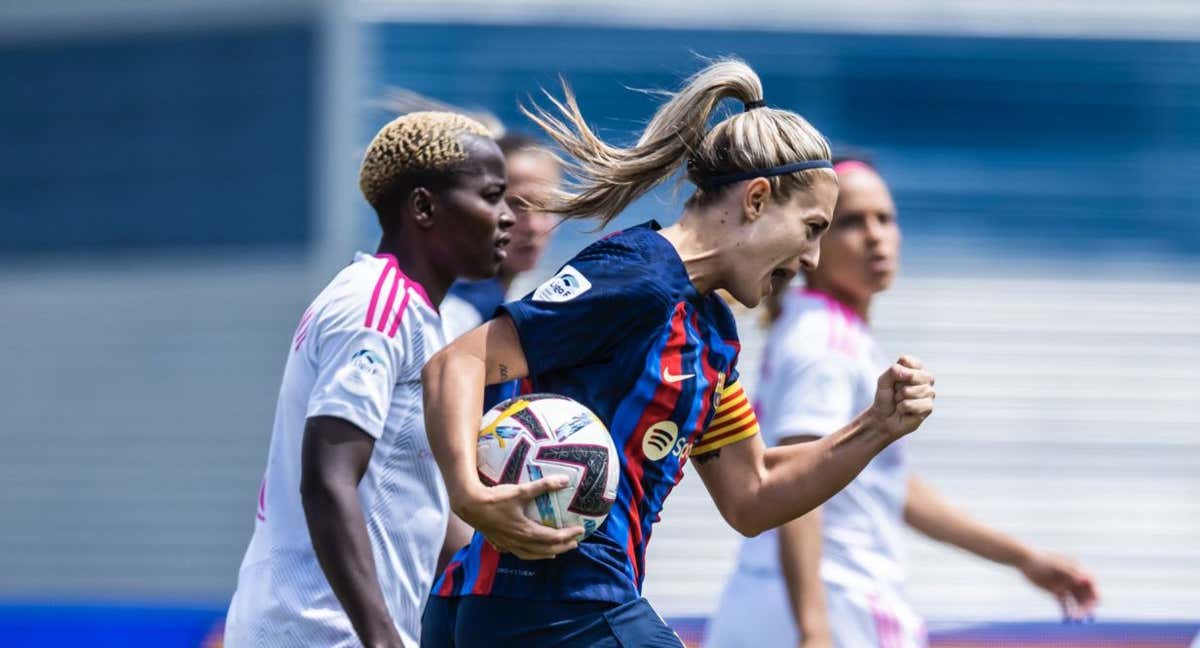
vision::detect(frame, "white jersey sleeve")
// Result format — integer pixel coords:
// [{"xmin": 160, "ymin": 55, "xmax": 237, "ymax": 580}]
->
[{"xmin": 305, "ymin": 314, "xmax": 406, "ymax": 440}]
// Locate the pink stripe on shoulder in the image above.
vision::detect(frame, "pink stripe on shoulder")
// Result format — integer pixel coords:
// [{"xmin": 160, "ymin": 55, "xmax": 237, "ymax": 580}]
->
[
  {"xmin": 255, "ymin": 477, "xmax": 267, "ymax": 522},
  {"xmin": 376, "ymin": 270, "xmax": 405, "ymax": 334},
  {"xmin": 374, "ymin": 253, "xmax": 437, "ymax": 311},
  {"xmin": 365, "ymin": 255, "xmax": 400, "ymax": 330},
  {"xmin": 293, "ymin": 307, "xmax": 315, "ymax": 351},
  {"xmin": 369, "ymin": 254, "xmax": 439, "ymax": 338},
  {"xmin": 387, "ymin": 289, "xmax": 413, "ymax": 338}
]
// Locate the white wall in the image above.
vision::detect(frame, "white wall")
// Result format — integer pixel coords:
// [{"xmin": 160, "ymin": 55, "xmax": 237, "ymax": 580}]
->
[{"xmin": 0, "ymin": 257, "xmax": 310, "ymax": 599}]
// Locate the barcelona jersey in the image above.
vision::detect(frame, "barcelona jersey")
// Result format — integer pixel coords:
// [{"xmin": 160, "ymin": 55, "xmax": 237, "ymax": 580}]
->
[{"xmin": 433, "ymin": 221, "xmax": 760, "ymax": 604}]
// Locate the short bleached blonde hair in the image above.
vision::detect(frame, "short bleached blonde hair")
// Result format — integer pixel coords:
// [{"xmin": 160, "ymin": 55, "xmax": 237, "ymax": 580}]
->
[{"xmin": 358, "ymin": 111, "xmax": 493, "ymax": 210}]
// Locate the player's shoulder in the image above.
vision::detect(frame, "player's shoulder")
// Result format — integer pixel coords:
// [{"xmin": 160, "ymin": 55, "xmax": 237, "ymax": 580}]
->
[
  {"xmin": 772, "ymin": 288, "xmax": 867, "ymax": 361},
  {"xmin": 541, "ymin": 222, "xmax": 678, "ymax": 307},
  {"xmin": 316, "ymin": 252, "xmax": 435, "ymax": 340}
]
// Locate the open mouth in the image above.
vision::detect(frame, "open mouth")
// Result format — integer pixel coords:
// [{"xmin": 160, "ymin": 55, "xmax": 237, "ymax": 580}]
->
[{"xmin": 765, "ymin": 268, "xmax": 795, "ymax": 296}]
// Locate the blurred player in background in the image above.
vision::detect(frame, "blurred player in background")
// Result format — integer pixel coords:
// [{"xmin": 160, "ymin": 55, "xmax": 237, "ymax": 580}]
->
[
  {"xmin": 705, "ymin": 157, "xmax": 1099, "ymax": 648},
  {"xmin": 224, "ymin": 112, "xmax": 514, "ymax": 648},
  {"xmin": 442, "ymin": 132, "xmax": 562, "ymax": 340},
  {"xmin": 419, "ymin": 59, "xmax": 936, "ymax": 647}
]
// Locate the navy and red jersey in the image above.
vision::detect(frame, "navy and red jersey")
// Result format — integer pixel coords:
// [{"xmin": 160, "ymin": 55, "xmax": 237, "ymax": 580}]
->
[{"xmin": 433, "ymin": 221, "xmax": 760, "ymax": 604}]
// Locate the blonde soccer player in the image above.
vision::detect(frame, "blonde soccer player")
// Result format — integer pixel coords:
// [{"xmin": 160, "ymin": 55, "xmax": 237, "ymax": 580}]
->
[{"xmin": 419, "ymin": 61, "xmax": 937, "ymax": 647}]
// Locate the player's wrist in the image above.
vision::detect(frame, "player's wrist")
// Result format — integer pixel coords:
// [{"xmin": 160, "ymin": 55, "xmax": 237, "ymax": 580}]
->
[
  {"xmin": 446, "ymin": 474, "xmax": 492, "ymax": 517},
  {"xmin": 798, "ymin": 618, "xmax": 831, "ymax": 640},
  {"xmin": 1010, "ymin": 544, "xmax": 1041, "ymax": 571},
  {"xmin": 352, "ymin": 606, "xmax": 404, "ymax": 648},
  {"xmin": 856, "ymin": 406, "xmax": 899, "ymax": 445}
]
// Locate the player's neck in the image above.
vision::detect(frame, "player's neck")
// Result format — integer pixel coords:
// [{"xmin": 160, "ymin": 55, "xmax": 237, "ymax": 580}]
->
[
  {"xmin": 657, "ymin": 215, "xmax": 726, "ymax": 295},
  {"xmin": 376, "ymin": 238, "xmax": 451, "ymax": 308},
  {"xmin": 497, "ymin": 268, "xmax": 516, "ymax": 291}
]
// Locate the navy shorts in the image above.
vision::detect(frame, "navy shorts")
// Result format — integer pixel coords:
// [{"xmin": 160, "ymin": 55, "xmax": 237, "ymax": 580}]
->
[{"xmin": 421, "ymin": 595, "xmax": 683, "ymax": 648}]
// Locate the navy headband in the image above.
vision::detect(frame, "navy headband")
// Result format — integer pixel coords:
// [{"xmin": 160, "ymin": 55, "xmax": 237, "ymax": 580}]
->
[{"xmin": 699, "ymin": 159, "xmax": 834, "ymax": 189}]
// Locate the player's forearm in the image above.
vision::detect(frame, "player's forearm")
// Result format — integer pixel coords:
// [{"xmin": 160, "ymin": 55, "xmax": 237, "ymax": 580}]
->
[
  {"xmin": 301, "ymin": 479, "xmax": 401, "ymax": 647},
  {"xmin": 424, "ymin": 318, "xmax": 530, "ymax": 509},
  {"xmin": 904, "ymin": 475, "xmax": 1033, "ymax": 567},
  {"xmin": 422, "ymin": 345, "xmax": 489, "ymax": 507},
  {"xmin": 748, "ymin": 409, "xmax": 893, "ymax": 533},
  {"xmin": 777, "ymin": 507, "xmax": 831, "ymax": 639}
]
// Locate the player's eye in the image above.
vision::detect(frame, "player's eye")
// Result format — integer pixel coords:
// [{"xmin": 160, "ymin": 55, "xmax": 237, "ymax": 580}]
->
[
  {"xmin": 835, "ymin": 213, "xmax": 863, "ymax": 230},
  {"xmin": 807, "ymin": 221, "xmax": 828, "ymax": 240},
  {"xmin": 483, "ymin": 187, "xmax": 505, "ymax": 203}
]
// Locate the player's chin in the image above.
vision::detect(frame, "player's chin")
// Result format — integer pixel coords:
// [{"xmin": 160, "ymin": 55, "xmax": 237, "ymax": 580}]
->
[
  {"xmin": 726, "ymin": 286, "xmax": 761, "ymax": 308},
  {"xmin": 868, "ymin": 270, "xmax": 896, "ymax": 293},
  {"xmin": 459, "ymin": 259, "xmax": 503, "ymax": 281}
]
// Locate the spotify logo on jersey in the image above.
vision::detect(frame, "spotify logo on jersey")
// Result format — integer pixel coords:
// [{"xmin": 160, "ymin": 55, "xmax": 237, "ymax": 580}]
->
[{"xmin": 642, "ymin": 421, "xmax": 680, "ymax": 461}]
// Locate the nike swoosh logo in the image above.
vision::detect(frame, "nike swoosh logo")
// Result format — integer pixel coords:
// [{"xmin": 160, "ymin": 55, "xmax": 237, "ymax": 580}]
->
[{"xmin": 661, "ymin": 367, "xmax": 695, "ymax": 383}]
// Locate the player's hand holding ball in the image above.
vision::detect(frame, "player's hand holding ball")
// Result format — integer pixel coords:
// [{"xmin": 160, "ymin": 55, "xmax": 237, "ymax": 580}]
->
[
  {"xmin": 872, "ymin": 355, "xmax": 935, "ymax": 439},
  {"xmin": 453, "ymin": 394, "xmax": 619, "ymax": 561},
  {"xmin": 453, "ymin": 477, "xmax": 583, "ymax": 561}
]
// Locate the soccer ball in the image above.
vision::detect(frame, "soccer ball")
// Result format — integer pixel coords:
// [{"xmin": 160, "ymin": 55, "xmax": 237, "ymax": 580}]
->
[{"xmin": 476, "ymin": 394, "xmax": 619, "ymax": 539}]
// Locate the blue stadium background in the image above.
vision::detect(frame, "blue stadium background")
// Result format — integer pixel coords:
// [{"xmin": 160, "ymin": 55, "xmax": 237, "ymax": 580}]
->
[{"xmin": 5, "ymin": 23, "xmax": 1197, "ymax": 260}]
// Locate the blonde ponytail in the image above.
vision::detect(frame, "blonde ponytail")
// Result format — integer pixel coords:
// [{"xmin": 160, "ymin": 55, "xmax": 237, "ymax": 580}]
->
[{"xmin": 522, "ymin": 58, "xmax": 832, "ymax": 225}]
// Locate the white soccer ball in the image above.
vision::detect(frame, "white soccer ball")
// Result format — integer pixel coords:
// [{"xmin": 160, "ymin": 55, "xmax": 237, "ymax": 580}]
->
[{"xmin": 476, "ymin": 394, "xmax": 619, "ymax": 538}]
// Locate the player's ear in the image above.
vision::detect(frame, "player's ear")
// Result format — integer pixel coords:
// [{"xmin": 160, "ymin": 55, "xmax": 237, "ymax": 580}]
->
[
  {"xmin": 742, "ymin": 177, "xmax": 771, "ymax": 223},
  {"xmin": 409, "ymin": 187, "xmax": 436, "ymax": 230}
]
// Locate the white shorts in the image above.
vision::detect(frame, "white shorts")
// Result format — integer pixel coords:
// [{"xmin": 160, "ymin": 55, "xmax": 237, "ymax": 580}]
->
[{"xmin": 705, "ymin": 569, "xmax": 926, "ymax": 648}]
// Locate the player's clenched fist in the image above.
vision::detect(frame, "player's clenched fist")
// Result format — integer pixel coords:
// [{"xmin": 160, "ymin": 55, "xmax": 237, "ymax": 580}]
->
[{"xmin": 871, "ymin": 355, "xmax": 935, "ymax": 439}]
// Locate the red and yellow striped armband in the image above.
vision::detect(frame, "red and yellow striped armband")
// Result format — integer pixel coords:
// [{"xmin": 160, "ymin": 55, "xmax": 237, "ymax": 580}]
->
[{"xmin": 692, "ymin": 381, "xmax": 759, "ymax": 457}]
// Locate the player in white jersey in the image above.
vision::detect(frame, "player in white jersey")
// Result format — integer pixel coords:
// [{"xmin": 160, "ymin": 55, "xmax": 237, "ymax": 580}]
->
[
  {"xmin": 706, "ymin": 157, "xmax": 1099, "ymax": 648},
  {"xmin": 225, "ymin": 111, "xmax": 515, "ymax": 648}
]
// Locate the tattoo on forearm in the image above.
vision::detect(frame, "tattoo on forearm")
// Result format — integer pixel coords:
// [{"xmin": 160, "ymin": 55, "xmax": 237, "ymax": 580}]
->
[
  {"xmin": 693, "ymin": 449, "xmax": 721, "ymax": 465},
  {"xmin": 498, "ymin": 363, "xmax": 509, "ymax": 380}
]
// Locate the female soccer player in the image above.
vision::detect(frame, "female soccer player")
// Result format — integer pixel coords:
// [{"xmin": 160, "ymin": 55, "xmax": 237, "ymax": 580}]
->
[
  {"xmin": 705, "ymin": 157, "xmax": 1099, "ymax": 648},
  {"xmin": 224, "ymin": 112, "xmax": 514, "ymax": 648},
  {"xmin": 420, "ymin": 60, "xmax": 937, "ymax": 647}
]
